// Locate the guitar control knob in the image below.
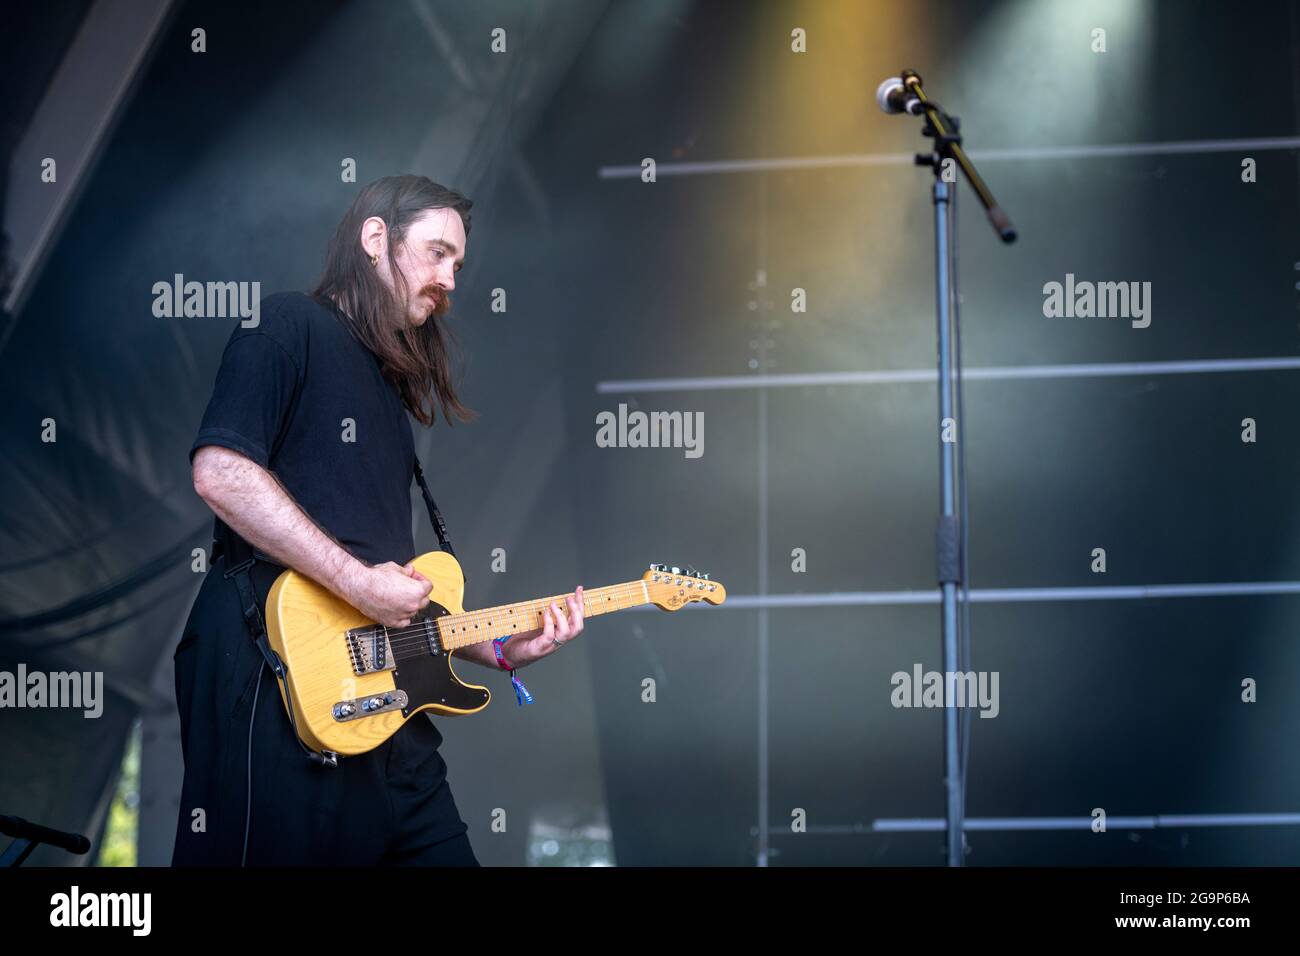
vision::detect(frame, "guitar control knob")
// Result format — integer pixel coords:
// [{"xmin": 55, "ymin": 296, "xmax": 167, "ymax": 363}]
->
[{"xmin": 337, "ymin": 703, "xmax": 355, "ymax": 717}]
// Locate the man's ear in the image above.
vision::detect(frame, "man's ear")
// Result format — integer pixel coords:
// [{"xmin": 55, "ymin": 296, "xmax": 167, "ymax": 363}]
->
[{"xmin": 360, "ymin": 216, "xmax": 387, "ymax": 260}]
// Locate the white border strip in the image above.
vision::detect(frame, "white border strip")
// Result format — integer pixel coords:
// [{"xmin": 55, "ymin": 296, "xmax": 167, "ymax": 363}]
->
[
  {"xmin": 598, "ymin": 136, "xmax": 1300, "ymax": 179},
  {"xmin": 597, "ymin": 357, "xmax": 1300, "ymax": 395},
  {"xmin": 657, "ymin": 582, "xmax": 1300, "ymax": 610}
]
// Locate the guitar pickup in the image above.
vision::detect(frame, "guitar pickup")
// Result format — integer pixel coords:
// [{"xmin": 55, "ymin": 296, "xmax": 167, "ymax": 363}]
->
[{"xmin": 346, "ymin": 626, "xmax": 396, "ymax": 676}]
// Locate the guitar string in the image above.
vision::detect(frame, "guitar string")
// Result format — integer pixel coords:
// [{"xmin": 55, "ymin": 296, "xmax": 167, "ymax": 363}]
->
[
  {"xmin": 319, "ymin": 578, "xmax": 718, "ymax": 680},
  {"xmin": 372, "ymin": 581, "xmax": 654, "ymax": 657},
  {"xmin": 419, "ymin": 576, "xmax": 720, "ymax": 646},
  {"xmin": 342, "ymin": 581, "xmax": 653, "ymax": 664},
  {"xmin": 289, "ymin": 581, "xmax": 720, "ymax": 724},
  {"xmin": 437, "ymin": 574, "xmax": 718, "ymax": 633},
  {"xmin": 384, "ymin": 581, "xmax": 645, "ymax": 639},
  {"xmin": 350, "ymin": 579, "xmax": 715, "ymax": 668},
  {"xmin": 332, "ymin": 582, "xmax": 651, "ymax": 678},
  {"xmin": 294, "ymin": 581, "xmax": 717, "ymax": 695},
  {"xmin": 280, "ymin": 562, "xmax": 720, "ymax": 705}
]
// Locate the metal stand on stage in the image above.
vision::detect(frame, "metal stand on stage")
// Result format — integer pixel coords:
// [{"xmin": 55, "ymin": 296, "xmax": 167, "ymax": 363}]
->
[
  {"xmin": 878, "ymin": 69, "xmax": 1016, "ymax": 866},
  {"xmin": 0, "ymin": 812, "xmax": 90, "ymax": 865}
]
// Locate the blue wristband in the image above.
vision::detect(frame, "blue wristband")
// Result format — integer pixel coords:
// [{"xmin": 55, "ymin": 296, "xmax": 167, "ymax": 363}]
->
[{"xmin": 493, "ymin": 635, "xmax": 534, "ymax": 706}]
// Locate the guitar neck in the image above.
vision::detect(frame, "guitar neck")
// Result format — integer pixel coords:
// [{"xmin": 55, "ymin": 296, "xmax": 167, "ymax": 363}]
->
[{"xmin": 437, "ymin": 580, "xmax": 652, "ymax": 651}]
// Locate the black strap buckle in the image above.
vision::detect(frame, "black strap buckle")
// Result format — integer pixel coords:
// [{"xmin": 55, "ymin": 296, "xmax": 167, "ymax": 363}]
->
[{"xmin": 223, "ymin": 556, "xmax": 256, "ymax": 580}]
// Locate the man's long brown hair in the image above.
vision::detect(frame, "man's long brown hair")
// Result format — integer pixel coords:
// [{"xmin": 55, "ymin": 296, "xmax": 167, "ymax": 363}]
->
[{"xmin": 311, "ymin": 175, "xmax": 477, "ymax": 428}]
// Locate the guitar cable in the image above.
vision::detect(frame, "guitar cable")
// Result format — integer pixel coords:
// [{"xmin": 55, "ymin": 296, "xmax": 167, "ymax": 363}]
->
[
  {"xmin": 242, "ymin": 667, "xmax": 263, "ymax": 867},
  {"xmin": 240, "ymin": 646, "xmax": 339, "ymax": 866},
  {"xmin": 232, "ymin": 558, "xmax": 339, "ymax": 867}
]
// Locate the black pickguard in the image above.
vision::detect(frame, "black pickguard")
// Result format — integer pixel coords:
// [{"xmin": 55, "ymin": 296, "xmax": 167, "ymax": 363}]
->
[{"xmin": 392, "ymin": 601, "xmax": 490, "ymax": 715}]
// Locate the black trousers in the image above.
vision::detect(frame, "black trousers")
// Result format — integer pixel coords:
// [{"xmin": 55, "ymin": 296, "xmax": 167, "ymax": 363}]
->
[{"xmin": 171, "ymin": 555, "xmax": 478, "ymax": 866}]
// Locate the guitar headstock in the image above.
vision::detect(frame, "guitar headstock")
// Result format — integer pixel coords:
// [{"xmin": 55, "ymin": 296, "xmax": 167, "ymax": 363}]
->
[{"xmin": 642, "ymin": 564, "xmax": 726, "ymax": 611}]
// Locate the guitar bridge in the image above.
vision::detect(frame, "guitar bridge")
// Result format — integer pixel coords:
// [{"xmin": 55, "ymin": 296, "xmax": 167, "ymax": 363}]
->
[{"xmin": 346, "ymin": 626, "xmax": 396, "ymax": 676}]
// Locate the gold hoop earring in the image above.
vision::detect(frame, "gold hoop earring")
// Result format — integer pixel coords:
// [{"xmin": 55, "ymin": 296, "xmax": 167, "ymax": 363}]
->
[{"xmin": 369, "ymin": 253, "xmax": 379, "ymax": 267}]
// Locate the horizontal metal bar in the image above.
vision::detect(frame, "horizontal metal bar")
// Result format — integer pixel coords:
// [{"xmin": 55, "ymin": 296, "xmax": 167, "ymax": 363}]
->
[
  {"xmin": 598, "ymin": 136, "xmax": 1300, "ymax": 179},
  {"xmin": 760, "ymin": 813, "xmax": 1300, "ymax": 835},
  {"xmin": 596, "ymin": 356, "xmax": 1300, "ymax": 395},
  {"xmin": 872, "ymin": 813, "xmax": 1300, "ymax": 833},
  {"xmin": 654, "ymin": 582, "xmax": 1300, "ymax": 611}
]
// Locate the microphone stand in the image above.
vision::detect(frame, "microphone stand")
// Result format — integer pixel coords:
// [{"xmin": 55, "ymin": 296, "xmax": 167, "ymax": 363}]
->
[
  {"xmin": 0, "ymin": 813, "xmax": 91, "ymax": 865},
  {"xmin": 901, "ymin": 69, "xmax": 1015, "ymax": 868}
]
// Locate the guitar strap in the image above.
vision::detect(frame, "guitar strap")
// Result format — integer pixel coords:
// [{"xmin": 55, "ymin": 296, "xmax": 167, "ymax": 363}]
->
[
  {"xmin": 219, "ymin": 528, "xmax": 337, "ymax": 768},
  {"xmin": 214, "ymin": 453, "xmax": 456, "ymax": 768},
  {"xmin": 413, "ymin": 456, "xmax": 461, "ymax": 574}
]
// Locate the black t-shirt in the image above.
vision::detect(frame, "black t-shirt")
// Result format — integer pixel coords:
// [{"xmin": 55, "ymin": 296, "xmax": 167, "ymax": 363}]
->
[{"xmin": 190, "ymin": 291, "xmax": 416, "ymax": 567}]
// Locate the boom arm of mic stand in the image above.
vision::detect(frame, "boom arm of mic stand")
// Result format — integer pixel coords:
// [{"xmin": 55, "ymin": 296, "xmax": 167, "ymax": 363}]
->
[{"xmin": 912, "ymin": 93, "xmax": 1017, "ymax": 244}]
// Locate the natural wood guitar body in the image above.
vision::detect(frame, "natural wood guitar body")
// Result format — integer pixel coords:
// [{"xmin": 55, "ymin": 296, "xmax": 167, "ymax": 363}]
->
[{"xmin": 264, "ymin": 552, "xmax": 724, "ymax": 757}]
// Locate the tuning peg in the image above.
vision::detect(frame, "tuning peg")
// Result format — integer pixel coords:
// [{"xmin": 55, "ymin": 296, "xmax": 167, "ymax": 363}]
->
[
  {"xmin": 670, "ymin": 566, "xmax": 681, "ymax": 575},
  {"xmin": 685, "ymin": 566, "xmax": 697, "ymax": 576},
  {"xmin": 700, "ymin": 572, "xmax": 709, "ymax": 580}
]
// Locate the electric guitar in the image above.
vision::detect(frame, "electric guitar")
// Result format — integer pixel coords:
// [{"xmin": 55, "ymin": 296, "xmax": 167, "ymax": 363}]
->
[{"xmin": 264, "ymin": 552, "xmax": 726, "ymax": 757}]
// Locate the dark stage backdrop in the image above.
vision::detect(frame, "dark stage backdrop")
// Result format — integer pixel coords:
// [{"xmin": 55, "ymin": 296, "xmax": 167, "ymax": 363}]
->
[{"xmin": 2, "ymin": 0, "xmax": 1298, "ymax": 866}]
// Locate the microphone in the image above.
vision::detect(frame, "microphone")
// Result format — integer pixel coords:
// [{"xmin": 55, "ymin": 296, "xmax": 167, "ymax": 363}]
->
[{"xmin": 875, "ymin": 75, "xmax": 923, "ymax": 116}]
